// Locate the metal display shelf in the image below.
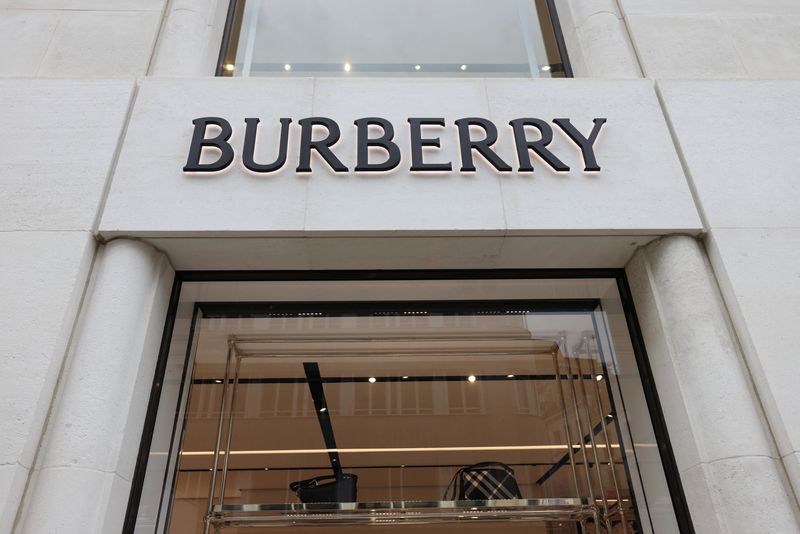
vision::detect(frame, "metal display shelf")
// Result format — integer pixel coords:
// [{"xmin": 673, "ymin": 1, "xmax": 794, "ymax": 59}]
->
[
  {"xmin": 201, "ymin": 336, "xmax": 627, "ymax": 533},
  {"xmin": 207, "ymin": 498, "xmax": 606, "ymax": 529}
]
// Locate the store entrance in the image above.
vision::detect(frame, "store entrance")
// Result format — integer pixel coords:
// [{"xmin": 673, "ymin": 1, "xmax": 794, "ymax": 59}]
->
[{"xmin": 167, "ymin": 300, "xmax": 642, "ymax": 533}]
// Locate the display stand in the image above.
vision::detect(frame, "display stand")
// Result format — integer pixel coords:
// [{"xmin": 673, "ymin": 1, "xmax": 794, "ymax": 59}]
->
[{"xmin": 201, "ymin": 336, "xmax": 630, "ymax": 533}]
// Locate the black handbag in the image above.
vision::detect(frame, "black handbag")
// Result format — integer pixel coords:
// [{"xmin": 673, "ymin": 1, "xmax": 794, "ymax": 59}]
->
[
  {"xmin": 290, "ymin": 473, "xmax": 358, "ymax": 503},
  {"xmin": 444, "ymin": 462, "xmax": 522, "ymax": 500}
]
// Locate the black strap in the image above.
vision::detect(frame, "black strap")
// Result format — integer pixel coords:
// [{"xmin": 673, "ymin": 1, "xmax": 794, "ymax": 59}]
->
[
  {"xmin": 303, "ymin": 362, "xmax": 343, "ymax": 478},
  {"xmin": 443, "ymin": 467, "xmax": 464, "ymax": 500},
  {"xmin": 464, "ymin": 461, "xmax": 514, "ymax": 473},
  {"xmin": 289, "ymin": 474, "xmax": 338, "ymax": 491}
]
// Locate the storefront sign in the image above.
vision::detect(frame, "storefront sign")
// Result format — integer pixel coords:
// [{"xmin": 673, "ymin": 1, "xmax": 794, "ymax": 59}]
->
[{"xmin": 183, "ymin": 116, "xmax": 606, "ymax": 174}]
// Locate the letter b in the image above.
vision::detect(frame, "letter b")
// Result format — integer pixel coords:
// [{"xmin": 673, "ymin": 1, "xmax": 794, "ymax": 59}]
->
[
  {"xmin": 183, "ymin": 117, "xmax": 235, "ymax": 172},
  {"xmin": 354, "ymin": 117, "xmax": 401, "ymax": 172}
]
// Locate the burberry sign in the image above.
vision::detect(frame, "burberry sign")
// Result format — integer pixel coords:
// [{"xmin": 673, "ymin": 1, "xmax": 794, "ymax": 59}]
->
[{"xmin": 183, "ymin": 116, "xmax": 606, "ymax": 175}]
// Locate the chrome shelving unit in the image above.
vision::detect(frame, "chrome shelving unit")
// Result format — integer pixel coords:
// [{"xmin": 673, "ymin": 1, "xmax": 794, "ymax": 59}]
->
[{"xmin": 208, "ymin": 498, "xmax": 604, "ymax": 529}]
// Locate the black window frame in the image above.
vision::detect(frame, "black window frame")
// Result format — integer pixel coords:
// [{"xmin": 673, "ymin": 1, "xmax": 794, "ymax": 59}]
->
[
  {"xmin": 214, "ymin": 0, "xmax": 574, "ymax": 78},
  {"xmin": 122, "ymin": 269, "xmax": 693, "ymax": 533}
]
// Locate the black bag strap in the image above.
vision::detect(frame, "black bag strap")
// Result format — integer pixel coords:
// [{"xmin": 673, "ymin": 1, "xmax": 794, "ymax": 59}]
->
[
  {"xmin": 442, "ymin": 468, "xmax": 456, "ymax": 501},
  {"xmin": 463, "ymin": 461, "xmax": 514, "ymax": 473},
  {"xmin": 303, "ymin": 362, "xmax": 343, "ymax": 478},
  {"xmin": 289, "ymin": 474, "xmax": 340, "ymax": 492}
]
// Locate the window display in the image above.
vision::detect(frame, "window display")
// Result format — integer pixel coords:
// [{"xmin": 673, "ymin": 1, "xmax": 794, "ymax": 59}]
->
[{"xmin": 164, "ymin": 299, "xmax": 649, "ymax": 533}]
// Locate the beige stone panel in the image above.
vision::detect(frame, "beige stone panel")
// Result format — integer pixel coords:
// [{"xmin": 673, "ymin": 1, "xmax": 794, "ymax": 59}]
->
[
  {"xmin": 37, "ymin": 10, "xmax": 161, "ymax": 77},
  {"xmin": 0, "ymin": 10, "xmax": 59, "ymax": 77},
  {"xmin": 626, "ymin": 15, "xmax": 747, "ymax": 78},
  {"xmin": 723, "ymin": 15, "xmax": 800, "ymax": 78},
  {"xmin": 0, "ymin": 79, "xmax": 134, "ymax": 231},
  {"xmin": 658, "ymin": 80, "xmax": 800, "ymax": 229},
  {"xmin": 0, "ymin": 0, "xmax": 163, "ymax": 8},
  {"xmin": 0, "ymin": 231, "xmax": 95, "ymax": 532},
  {"xmin": 706, "ymin": 228, "xmax": 800, "ymax": 500}
]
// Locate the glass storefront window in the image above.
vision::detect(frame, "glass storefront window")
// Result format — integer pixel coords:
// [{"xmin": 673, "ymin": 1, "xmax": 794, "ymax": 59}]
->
[
  {"xmin": 218, "ymin": 0, "xmax": 570, "ymax": 78},
  {"xmin": 131, "ymin": 276, "xmax": 684, "ymax": 533}
]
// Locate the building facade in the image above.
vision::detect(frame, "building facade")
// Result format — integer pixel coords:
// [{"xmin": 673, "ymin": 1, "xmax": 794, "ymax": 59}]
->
[{"xmin": 1, "ymin": 1, "xmax": 799, "ymax": 533}]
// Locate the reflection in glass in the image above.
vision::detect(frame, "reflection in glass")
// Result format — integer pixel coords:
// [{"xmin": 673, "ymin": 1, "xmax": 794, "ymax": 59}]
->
[
  {"xmin": 219, "ymin": 0, "xmax": 569, "ymax": 78},
  {"xmin": 167, "ymin": 306, "xmax": 643, "ymax": 532}
]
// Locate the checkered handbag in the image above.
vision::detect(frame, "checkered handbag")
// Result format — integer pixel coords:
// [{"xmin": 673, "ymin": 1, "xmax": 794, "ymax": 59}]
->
[{"xmin": 444, "ymin": 462, "xmax": 523, "ymax": 500}]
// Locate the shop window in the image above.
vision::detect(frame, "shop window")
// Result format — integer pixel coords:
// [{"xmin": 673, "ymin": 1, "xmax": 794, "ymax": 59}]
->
[
  {"xmin": 129, "ymin": 276, "xmax": 688, "ymax": 533},
  {"xmin": 217, "ymin": 0, "xmax": 571, "ymax": 77}
]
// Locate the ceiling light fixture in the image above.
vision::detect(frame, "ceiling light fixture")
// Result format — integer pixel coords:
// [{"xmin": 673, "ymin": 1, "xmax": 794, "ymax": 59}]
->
[
  {"xmin": 467, "ymin": 375, "xmax": 477, "ymax": 383},
  {"xmin": 460, "ymin": 64, "xmax": 467, "ymax": 71},
  {"xmin": 541, "ymin": 65, "xmax": 551, "ymax": 72},
  {"xmin": 284, "ymin": 63, "xmax": 291, "ymax": 71},
  {"xmin": 344, "ymin": 62, "xmax": 351, "ymax": 72},
  {"xmin": 595, "ymin": 374, "xmax": 603, "ymax": 381},
  {"xmin": 368, "ymin": 376, "xmax": 377, "ymax": 383},
  {"xmin": 414, "ymin": 64, "xmax": 421, "ymax": 71},
  {"xmin": 224, "ymin": 63, "xmax": 234, "ymax": 72}
]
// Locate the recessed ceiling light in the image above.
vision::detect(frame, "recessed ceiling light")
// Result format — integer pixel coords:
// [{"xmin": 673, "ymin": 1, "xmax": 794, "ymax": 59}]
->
[
  {"xmin": 368, "ymin": 376, "xmax": 377, "ymax": 383},
  {"xmin": 595, "ymin": 374, "xmax": 603, "ymax": 381},
  {"xmin": 414, "ymin": 64, "xmax": 421, "ymax": 71},
  {"xmin": 319, "ymin": 407, "xmax": 327, "ymax": 412},
  {"xmin": 460, "ymin": 64, "xmax": 467, "ymax": 71},
  {"xmin": 223, "ymin": 63, "xmax": 234, "ymax": 72},
  {"xmin": 467, "ymin": 375, "xmax": 477, "ymax": 383},
  {"xmin": 401, "ymin": 375, "xmax": 409, "ymax": 379},
  {"xmin": 284, "ymin": 63, "xmax": 291, "ymax": 71},
  {"xmin": 507, "ymin": 374, "xmax": 515, "ymax": 378},
  {"xmin": 344, "ymin": 62, "xmax": 351, "ymax": 72},
  {"xmin": 541, "ymin": 65, "xmax": 551, "ymax": 72},
  {"xmin": 214, "ymin": 379, "xmax": 222, "ymax": 384}
]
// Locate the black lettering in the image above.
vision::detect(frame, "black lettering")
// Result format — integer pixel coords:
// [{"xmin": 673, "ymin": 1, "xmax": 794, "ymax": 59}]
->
[
  {"xmin": 509, "ymin": 118, "xmax": 569, "ymax": 172},
  {"xmin": 408, "ymin": 118, "xmax": 452, "ymax": 172},
  {"xmin": 354, "ymin": 117, "xmax": 401, "ymax": 172},
  {"xmin": 183, "ymin": 117, "xmax": 234, "ymax": 172},
  {"xmin": 553, "ymin": 118, "xmax": 606, "ymax": 172},
  {"xmin": 242, "ymin": 117, "xmax": 291, "ymax": 173},
  {"xmin": 455, "ymin": 117, "xmax": 512, "ymax": 172},
  {"xmin": 296, "ymin": 117, "xmax": 348, "ymax": 173}
]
